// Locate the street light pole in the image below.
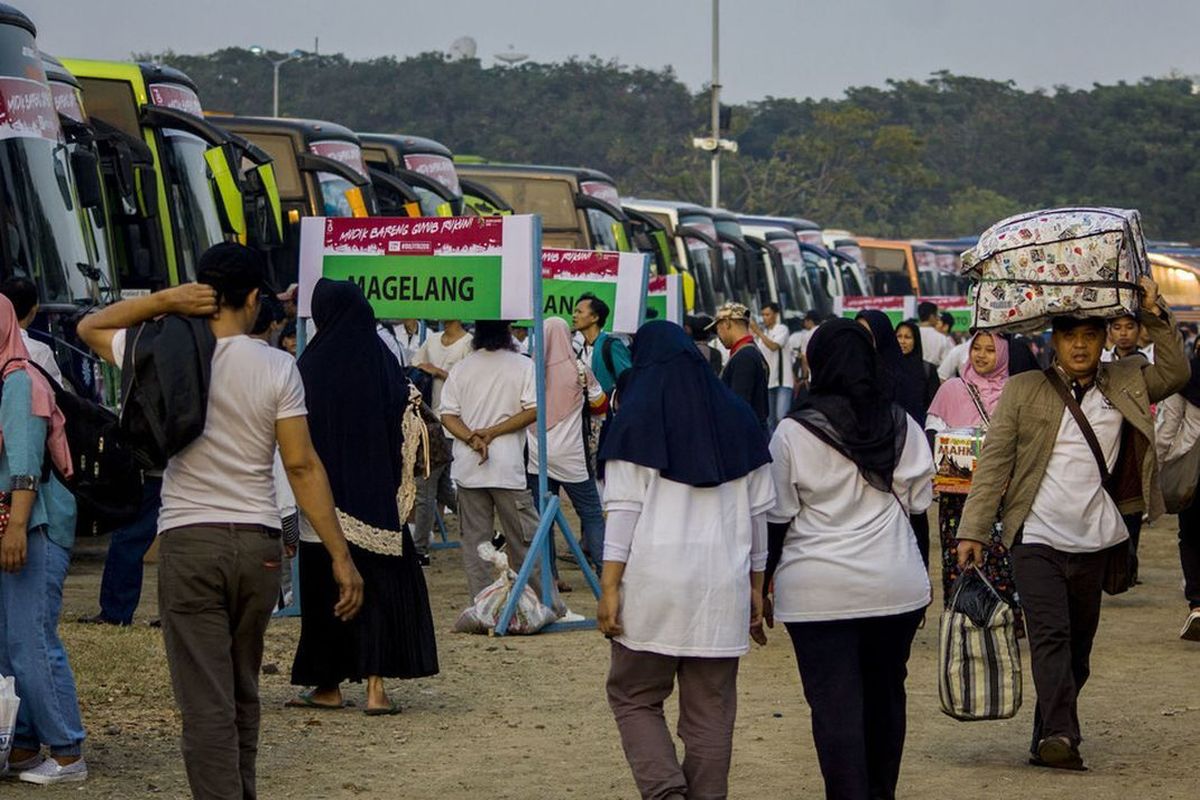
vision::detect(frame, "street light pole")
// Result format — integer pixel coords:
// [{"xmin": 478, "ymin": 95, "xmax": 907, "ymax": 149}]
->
[
  {"xmin": 250, "ymin": 47, "xmax": 306, "ymax": 118},
  {"xmin": 710, "ymin": 0, "xmax": 720, "ymax": 208}
]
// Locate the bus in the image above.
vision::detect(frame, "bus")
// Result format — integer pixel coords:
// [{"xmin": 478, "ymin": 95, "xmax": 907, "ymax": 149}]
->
[
  {"xmin": 856, "ymin": 237, "xmax": 920, "ymax": 296},
  {"xmin": 210, "ymin": 115, "xmax": 377, "ymax": 287},
  {"xmin": 457, "ymin": 163, "xmax": 632, "ymax": 252},
  {"xmin": 358, "ymin": 132, "xmax": 464, "ymax": 217},
  {"xmin": 710, "ymin": 209, "xmax": 776, "ymax": 313},
  {"xmin": 623, "ymin": 199, "xmax": 728, "ymax": 316},
  {"xmin": 1149, "ymin": 251, "xmax": 1200, "ymax": 322}
]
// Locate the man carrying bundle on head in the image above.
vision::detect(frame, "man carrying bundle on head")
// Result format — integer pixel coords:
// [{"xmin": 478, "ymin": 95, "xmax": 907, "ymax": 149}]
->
[{"xmin": 956, "ymin": 275, "xmax": 1187, "ymax": 771}]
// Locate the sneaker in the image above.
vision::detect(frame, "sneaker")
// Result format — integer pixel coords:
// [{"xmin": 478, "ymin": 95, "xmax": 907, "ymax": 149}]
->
[
  {"xmin": 1181, "ymin": 608, "xmax": 1200, "ymax": 642},
  {"xmin": 1032, "ymin": 736, "xmax": 1086, "ymax": 771},
  {"xmin": 76, "ymin": 613, "xmax": 123, "ymax": 626},
  {"xmin": 19, "ymin": 757, "xmax": 87, "ymax": 785}
]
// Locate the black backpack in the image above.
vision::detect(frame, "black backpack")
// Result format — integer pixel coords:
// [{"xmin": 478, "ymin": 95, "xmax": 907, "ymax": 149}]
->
[{"xmin": 0, "ymin": 358, "xmax": 143, "ymax": 532}]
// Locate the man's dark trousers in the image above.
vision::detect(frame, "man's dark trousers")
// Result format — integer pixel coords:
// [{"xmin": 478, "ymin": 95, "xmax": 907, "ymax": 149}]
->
[{"xmin": 1012, "ymin": 542, "xmax": 1108, "ymax": 755}]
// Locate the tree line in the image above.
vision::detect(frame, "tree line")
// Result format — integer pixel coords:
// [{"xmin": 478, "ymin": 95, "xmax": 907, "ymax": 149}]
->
[{"xmin": 158, "ymin": 48, "xmax": 1200, "ymax": 242}]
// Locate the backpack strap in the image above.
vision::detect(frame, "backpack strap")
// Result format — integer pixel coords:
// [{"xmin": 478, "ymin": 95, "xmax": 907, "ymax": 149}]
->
[
  {"xmin": 601, "ymin": 335, "xmax": 617, "ymax": 381},
  {"xmin": 1043, "ymin": 367, "xmax": 1110, "ymax": 483}
]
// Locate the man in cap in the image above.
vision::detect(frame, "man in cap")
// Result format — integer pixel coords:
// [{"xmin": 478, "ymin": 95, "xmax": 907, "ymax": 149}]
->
[{"xmin": 711, "ymin": 302, "xmax": 769, "ymax": 428}]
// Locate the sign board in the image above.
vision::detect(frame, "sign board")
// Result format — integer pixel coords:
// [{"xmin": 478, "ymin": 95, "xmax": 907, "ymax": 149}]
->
[
  {"xmin": 534, "ymin": 249, "xmax": 647, "ymax": 334},
  {"xmin": 834, "ymin": 295, "xmax": 916, "ymax": 326},
  {"xmin": 298, "ymin": 215, "xmax": 537, "ymax": 320},
  {"xmin": 646, "ymin": 274, "xmax": 684, "ymax": 325},
  {"xmin": 920, "ymin": 295, "xmax": 973, "ymax": 331}
]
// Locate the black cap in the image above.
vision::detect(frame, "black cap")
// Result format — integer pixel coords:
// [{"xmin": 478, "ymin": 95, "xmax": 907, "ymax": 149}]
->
[{"xmin": 196, "ymin": 242, "xmax": 269, "ymax": 306}]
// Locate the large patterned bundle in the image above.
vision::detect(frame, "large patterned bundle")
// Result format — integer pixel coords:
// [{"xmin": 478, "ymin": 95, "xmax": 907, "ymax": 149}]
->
[{"xmin": 961, "ymin": 207, "xmax": 1148, "ymax": 333}]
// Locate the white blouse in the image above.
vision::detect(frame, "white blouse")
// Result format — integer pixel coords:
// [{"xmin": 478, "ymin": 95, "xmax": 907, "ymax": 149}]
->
[
  {"xmin": 603, "ymin": 460, "xmax": 776, "ymax": 658},
  {"xmin": 767, "ymin": 415, "xmax": 933, "ymax": 622}
]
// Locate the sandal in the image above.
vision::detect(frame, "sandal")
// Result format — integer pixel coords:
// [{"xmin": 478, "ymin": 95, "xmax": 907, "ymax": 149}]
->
[
  {"xmin": 364, "ymin": 702, "xmax": 402, "ymax": 717},
  {"xmin": 284, "ymin": 691, "xmax": 354, "ymax": 710}
]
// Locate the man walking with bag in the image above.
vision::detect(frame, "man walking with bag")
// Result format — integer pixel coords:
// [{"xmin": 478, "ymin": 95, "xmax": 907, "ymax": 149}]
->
[{"xmin": 957, "ymin": 276, "xmax": 1187, "ymax": 771}]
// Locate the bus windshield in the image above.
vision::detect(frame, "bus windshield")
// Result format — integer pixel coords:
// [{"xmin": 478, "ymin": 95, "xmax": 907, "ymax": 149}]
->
[
  {"xmin": 161, "ymin": 130, "xmax": 224, "ymax": 282},
  {"xmin": 801, "ymin": 248, "xmax": 833, "ymax": 316},
  {"xmin": 685, "ymin": 237, "xmax": 722, "ymax": 312}
]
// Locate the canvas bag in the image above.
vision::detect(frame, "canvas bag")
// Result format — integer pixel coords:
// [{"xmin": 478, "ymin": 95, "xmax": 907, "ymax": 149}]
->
[
  {"xmin": 961, "ymin": 207, "xmax": 1148, "ymax": 334},
  {"xmin": 938, "ymin": 567, "xmax": 1023, "ymax": 721},
  {"xmin": 1160, "ymin": 441, "xmax": 1200, "ymax": 514}
]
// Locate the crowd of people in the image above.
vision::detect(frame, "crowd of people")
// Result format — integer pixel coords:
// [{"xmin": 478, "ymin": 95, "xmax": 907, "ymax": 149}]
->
[{"xmin": 1, "ymin": 242, "xmax": 1199, "ymax": 798}]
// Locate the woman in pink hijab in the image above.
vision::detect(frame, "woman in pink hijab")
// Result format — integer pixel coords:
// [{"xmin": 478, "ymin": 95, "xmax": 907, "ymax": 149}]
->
[
  {"xmin": 0, "ymin": 294, "xmax": 86, "ymax": 783},
  {"xmin": 526, "ymin": 316, "xmax": 608, "ymax": 577},
  {"xmin": 926, "ymin": 332, "xmax": 1020, "ymax": 616}
]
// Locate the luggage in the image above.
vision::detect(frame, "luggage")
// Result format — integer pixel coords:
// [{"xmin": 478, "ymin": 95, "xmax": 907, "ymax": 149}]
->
[
  {"xmin": 961, "ymin": 207, "xmax": 1148, "ymax": 334},
  {"xmin": 938, "ymin": 567, "xmax": 1023, "ymax": 721},
  {"xmin": 453, "ymin": 543, "xmax": 558, "ymax": 635}
]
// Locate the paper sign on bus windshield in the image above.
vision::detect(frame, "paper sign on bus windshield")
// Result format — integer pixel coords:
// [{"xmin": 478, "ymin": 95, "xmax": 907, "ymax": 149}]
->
[
  {"xmin": 534, "ymin": 249, "xmax": 647, "ymax": 334},
  {"xmin": 0, "ymin": 77, "xmax": 60, "ymax": 142},
  {"xmin": 297, "ymin": 215, "xmax": 537, "ymax": 321}
]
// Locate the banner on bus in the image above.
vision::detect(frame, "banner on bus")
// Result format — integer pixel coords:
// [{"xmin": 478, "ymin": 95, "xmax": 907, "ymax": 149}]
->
[
  {"xmin": 834, "ymin": 295, "xmax": 916, "ymax": 325},
  {"xmin": 0, "ymin": 77, "xmax": 60, "ymax": 142},
  {"xmin": 920, "ymin": 295, "xmax": 973, "ymax": 331},
  {"xmin": 533, "ymin": 249, "xmax": 648, "ymax": 334},
  {"xmin": 297, "ymin": 215, "xmax": 537, "ymax": 321},
  {"xmin": 647, "ymin": 274, "xmax": 684, "ymax": 325}
]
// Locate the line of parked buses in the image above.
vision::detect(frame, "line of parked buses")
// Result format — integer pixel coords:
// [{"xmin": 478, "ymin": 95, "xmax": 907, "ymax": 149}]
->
[{"xmin": 6, "ymin": 2, "xmax": 1200, "ymax": 404}]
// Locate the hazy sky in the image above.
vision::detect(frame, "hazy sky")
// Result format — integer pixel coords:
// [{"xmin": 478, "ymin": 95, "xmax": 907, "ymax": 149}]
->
[{"xmin": 28, "ymin": 0, "xmax": 1200, "ymax": 101}]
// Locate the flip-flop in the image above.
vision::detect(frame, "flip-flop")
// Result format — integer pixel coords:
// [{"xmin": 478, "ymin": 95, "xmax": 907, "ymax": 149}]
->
[
  {"xmin": 285, "ymin": 692, "xmax": 354, "ymax": 710},
  {"xmin": 364, "ymin": 702, "xmax": 402, "ymax": 717}
]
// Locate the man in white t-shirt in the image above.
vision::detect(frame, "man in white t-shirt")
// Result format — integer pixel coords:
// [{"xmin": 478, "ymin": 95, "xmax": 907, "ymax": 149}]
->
[
  {"xmin": 78, "ymin": 243, "xmax": 363, "ymax": 800},
  {"xmin": 917, "ymin": 301, "xmax": 953, "ymax": 367},
  {"xmin": 394, "ymin": 319, "xmax": 422, "ymax": 364},
  {"xmin": 0, "ymin": 278, "xmax": 64, "ymax": 386},
  {"xmin": 751, "ymin": 302, "xmax": 794, "ymax": 430},
  {"xmin": 439, "ymin": 320, "xmax": 557, "ymax": 608},
  {"xmin": 410, "ymin": 320, "xmax": 473, "ymax": 562}
]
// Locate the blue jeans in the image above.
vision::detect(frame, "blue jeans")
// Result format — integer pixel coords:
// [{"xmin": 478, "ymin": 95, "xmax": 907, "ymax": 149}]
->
[
  {"xmin": 99, "ymin": 477, "xmax": 162, "ymax": 624},
  {"xmin": 0, "ymin": 526, "xmax": 85, "ymax": 757},
  {"xmin": 527, "ymin": 474, "xmax": 606, "ymax": 572},
  {"xmin": 769, "ymin": 386, "xmax": 793, "ymax": 430}
]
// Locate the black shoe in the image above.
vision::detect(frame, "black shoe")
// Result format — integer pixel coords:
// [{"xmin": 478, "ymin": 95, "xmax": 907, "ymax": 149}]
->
[
  {"xmin": 416, "ymin": 553, "xmax": 431, "ymax": 568},
  {"xmin": 76, "ymin": 613, "xmax": 123, "ymax": 626},
  {"xmin": 490, "ymin": 532, "xmax": 506, "ymax": 550},
  {"xmin": 1030, "ymin": 736, "xmax": 1087, "ymax": 771}
]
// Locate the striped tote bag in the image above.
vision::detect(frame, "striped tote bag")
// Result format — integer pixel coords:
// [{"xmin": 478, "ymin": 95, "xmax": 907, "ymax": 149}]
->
[{"xmin": 938, "ymin": 567, "xmax": 1023, "ymax": 721}]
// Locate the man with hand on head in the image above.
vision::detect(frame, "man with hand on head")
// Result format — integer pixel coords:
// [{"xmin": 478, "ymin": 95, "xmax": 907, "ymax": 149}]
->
[
  {"xmin": 78, "ymin": 243, "xmax": 363, "ymax": 800},
  {"xmin": 712, "ymin": 302, "xmax": 769, "ymax": 429}
]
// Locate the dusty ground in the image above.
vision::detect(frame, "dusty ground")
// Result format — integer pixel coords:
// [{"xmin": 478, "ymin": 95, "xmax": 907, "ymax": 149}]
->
[{"xmin": 17, "ymin": 508, "xmax": 1200, "ymax": 799}]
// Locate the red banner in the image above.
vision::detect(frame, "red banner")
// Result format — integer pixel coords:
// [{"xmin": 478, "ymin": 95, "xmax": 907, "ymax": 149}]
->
[
  {"xmin": 0, "ymin": 76, "xmax": 60, "ymax": 142},
  {"xmin": 147, "ymin": 83, "xmax": 204, "ymax": 118},
  {"xmin": 840, "ymin": 295, "xmax": 907, "ymax": 310},
  {"xmin": 50, "ymin": 81, "xmax": 85, "ymax": 124},
  {"xmin": 403, "ymin": 153, "xmax": 461, "ymax": 196},
  {"xmin": 541, "ymin": 248, "xmax": 621, "ymax": 279},
  {"xmin": 320, "ymin": 216, "xmax": 505, "ymax": 255},
  {"xmin": 580, "ymin": 180, "xmax": 621, "ymax": 207},
  {"xmin": 310, "ymin": 140, "xmax": 369, "ymax": 179}
]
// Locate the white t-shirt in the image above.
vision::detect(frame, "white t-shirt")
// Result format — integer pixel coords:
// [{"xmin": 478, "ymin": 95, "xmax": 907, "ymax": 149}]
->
[
  {"xmin": 440, "ymin": 349, "xmax": 536, "ymax": 490},
  {"xmin": 414, "ymin": 330, "xmax": 473, "ymax": 412},
  {"xmin": 919, "ymin": 325, "xmax": 953, "ymax": 367},
  {"xmin": 21, "ymin": 330, "xmax": 64, "ymax": 386},
  {"xmin": 938, "ymin": 340, "xmax": 970, "ymax": 382},
  {"xmin": 1101, "ymin": 344, "xmax": 1155, "ymax": 364},
  {"xmin": 758, "ymin": 323, "xmax": 794, "ymax": 389},
  {"xmin": 1023, "ymin": 385, "xmax": 1127, "ymax": 552},
  {"xmin": 112, "ymin": 330, "xmax": 307, "ymax": 533},
  {"xmin": 767, "ymin": 415, "xmax": 933, "ymax": 622},
  {"xmin": 377, "ymin": 324, "xmax": 406, "ymax": 367},
  {"xmin": 603, "ymin": 460, "xmax": 776, "ymax": 657},
  {"xmin": 394, "ymin": 325, "xmax": 422, "ymax": 364},
  {"xmin": 527, "ymin": 367, "xmax": 603, "ymax": 484}
]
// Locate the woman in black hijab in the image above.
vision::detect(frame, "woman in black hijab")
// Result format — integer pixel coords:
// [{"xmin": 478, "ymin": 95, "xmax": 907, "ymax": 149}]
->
[
  {"xmin": 893, "ymin": 319, "xmax": 940, "ymax": 424},
  {"xmin": 854, "ymin": 310, "xmax": 929, "ymax": 424},
  {"xmin": 766, "ymin": 319, "xmax": 934, "ymax": 800},
  {"xmin": 288, "ymin": 279, "xmax": 437, "ymax": 714}
]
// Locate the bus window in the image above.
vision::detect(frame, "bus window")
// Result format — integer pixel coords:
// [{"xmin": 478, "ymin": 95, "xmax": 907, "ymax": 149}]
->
[
  {"xmin": 477, "ymin": 177, "xmax": 576, "ymax": 230},
  {"xmin": 801, "ymin": 248, "xmax": 833, "ymax": 316}
]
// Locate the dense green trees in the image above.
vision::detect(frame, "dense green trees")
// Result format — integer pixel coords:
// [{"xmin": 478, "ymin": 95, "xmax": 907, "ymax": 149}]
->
[{"xmin": 160, "ymin": 49, "xmax": 1200, "ymax": 241}]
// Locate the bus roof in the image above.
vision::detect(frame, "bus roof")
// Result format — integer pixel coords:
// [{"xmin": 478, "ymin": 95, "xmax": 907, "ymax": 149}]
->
[
  {"xmin": 211, "ymin": 115, "xmax": 361, "ymax": 146},
  {"xmin": 624, "ymin": 198, "xmax": 712, "ymax": 218},
  {"xmin": 357, "ymin": 133, "xmax": 453, "ymax": 159},
  {"xmin": 739, "ymin": 215, "xmax": 820, "ymax": 232},
  {"xmin": 458, "ymin": 161, "xmax": 616, "ymax": 185},
  {"xmin": 40, "ymin": 52, "xmax": 78, "ymax": 89},
  {"xmin": 0, "ymin": 3, "xmax": 35, "ymax": 35}
]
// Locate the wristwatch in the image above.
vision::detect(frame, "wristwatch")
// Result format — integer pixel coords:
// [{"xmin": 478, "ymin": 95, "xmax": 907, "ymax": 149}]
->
[{"xmin": 10, "ymin": 475, "xmax": 38, "ymax": 492}]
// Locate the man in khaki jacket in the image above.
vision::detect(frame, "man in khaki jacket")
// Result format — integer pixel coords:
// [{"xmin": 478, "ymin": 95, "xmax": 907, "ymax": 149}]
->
[{"xmin": 958, "ymin": 276, "xmax": 1188, "ymax": 771}]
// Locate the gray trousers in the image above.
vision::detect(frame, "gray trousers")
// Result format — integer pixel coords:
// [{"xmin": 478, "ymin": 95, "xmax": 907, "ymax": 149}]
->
[
  {"xmin": 606, "ymin": 641, "xmax": 740, "ymax": 800},
  {"xmin": 412, "ymin": 461, "xmax": 457, "ymax": 554},
  {"xmin": 158, "ymin": 524, "xmax": 282, "ymax": 800},
  {"xmin": 456, "ymin": 486, "xmax": 553, "ymax": 602}
]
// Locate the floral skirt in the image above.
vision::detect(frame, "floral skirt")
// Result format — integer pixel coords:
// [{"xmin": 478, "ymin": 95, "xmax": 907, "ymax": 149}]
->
[{"xmin": 938, "ymin": 493, "xmax": 1023, "ymax": 630}]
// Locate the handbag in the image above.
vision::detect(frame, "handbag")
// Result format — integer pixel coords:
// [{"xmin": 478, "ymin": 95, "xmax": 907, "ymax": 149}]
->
[
  {"xmin": 579, "ymin": 361, "xmax": 603, "ymax": 478},
  {"xmin": 1160, "ymin": 441, "xmax": 1200, "ymax": 513},
  {"xmin": 1042, "ymin": 368, "xmax": 1136, "ymax": 595},
  {"xmin": 938, "ymin": 567, "xmax": 1023, "ymax": 721}
]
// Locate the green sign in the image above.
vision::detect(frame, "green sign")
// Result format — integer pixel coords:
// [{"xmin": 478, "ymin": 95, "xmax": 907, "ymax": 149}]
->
[{"xmin": 323, "ymin": 253, "xmax": 503, "ymax": 319}]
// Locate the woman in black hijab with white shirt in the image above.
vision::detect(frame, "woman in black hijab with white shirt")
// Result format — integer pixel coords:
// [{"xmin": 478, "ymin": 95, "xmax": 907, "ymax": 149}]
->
[{"xmin": 766, "ymin": 319, "xmax": 934, "ymax": 800}]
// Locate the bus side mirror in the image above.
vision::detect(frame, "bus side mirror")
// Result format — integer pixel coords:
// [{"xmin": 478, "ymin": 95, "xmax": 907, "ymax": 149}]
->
[
  {"xmin": 134, "ymin": 165, "xmax": 158, "ymax": 219},
  {"xmin": 70, "ymin": 149, "xmax": 104, "ymax": 210}
]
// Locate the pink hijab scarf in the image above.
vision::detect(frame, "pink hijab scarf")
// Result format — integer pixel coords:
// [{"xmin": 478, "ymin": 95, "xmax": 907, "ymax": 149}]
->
[
  {"xmin": 0, "ymin": 296, "xmax": 72, "ymax": 478},
  {"xmin": 927, "ymin": 332, "xmax": 1010, "ymax": 428},
  {"xmin": 543, "ymin": 317, "xmax": 583, "ymax": 429}
]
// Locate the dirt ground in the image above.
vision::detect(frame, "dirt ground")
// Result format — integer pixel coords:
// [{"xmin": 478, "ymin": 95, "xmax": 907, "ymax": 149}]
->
[{"xmin": 22, "ymin": 508, "xmax": 1200, "ymax": 799}]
